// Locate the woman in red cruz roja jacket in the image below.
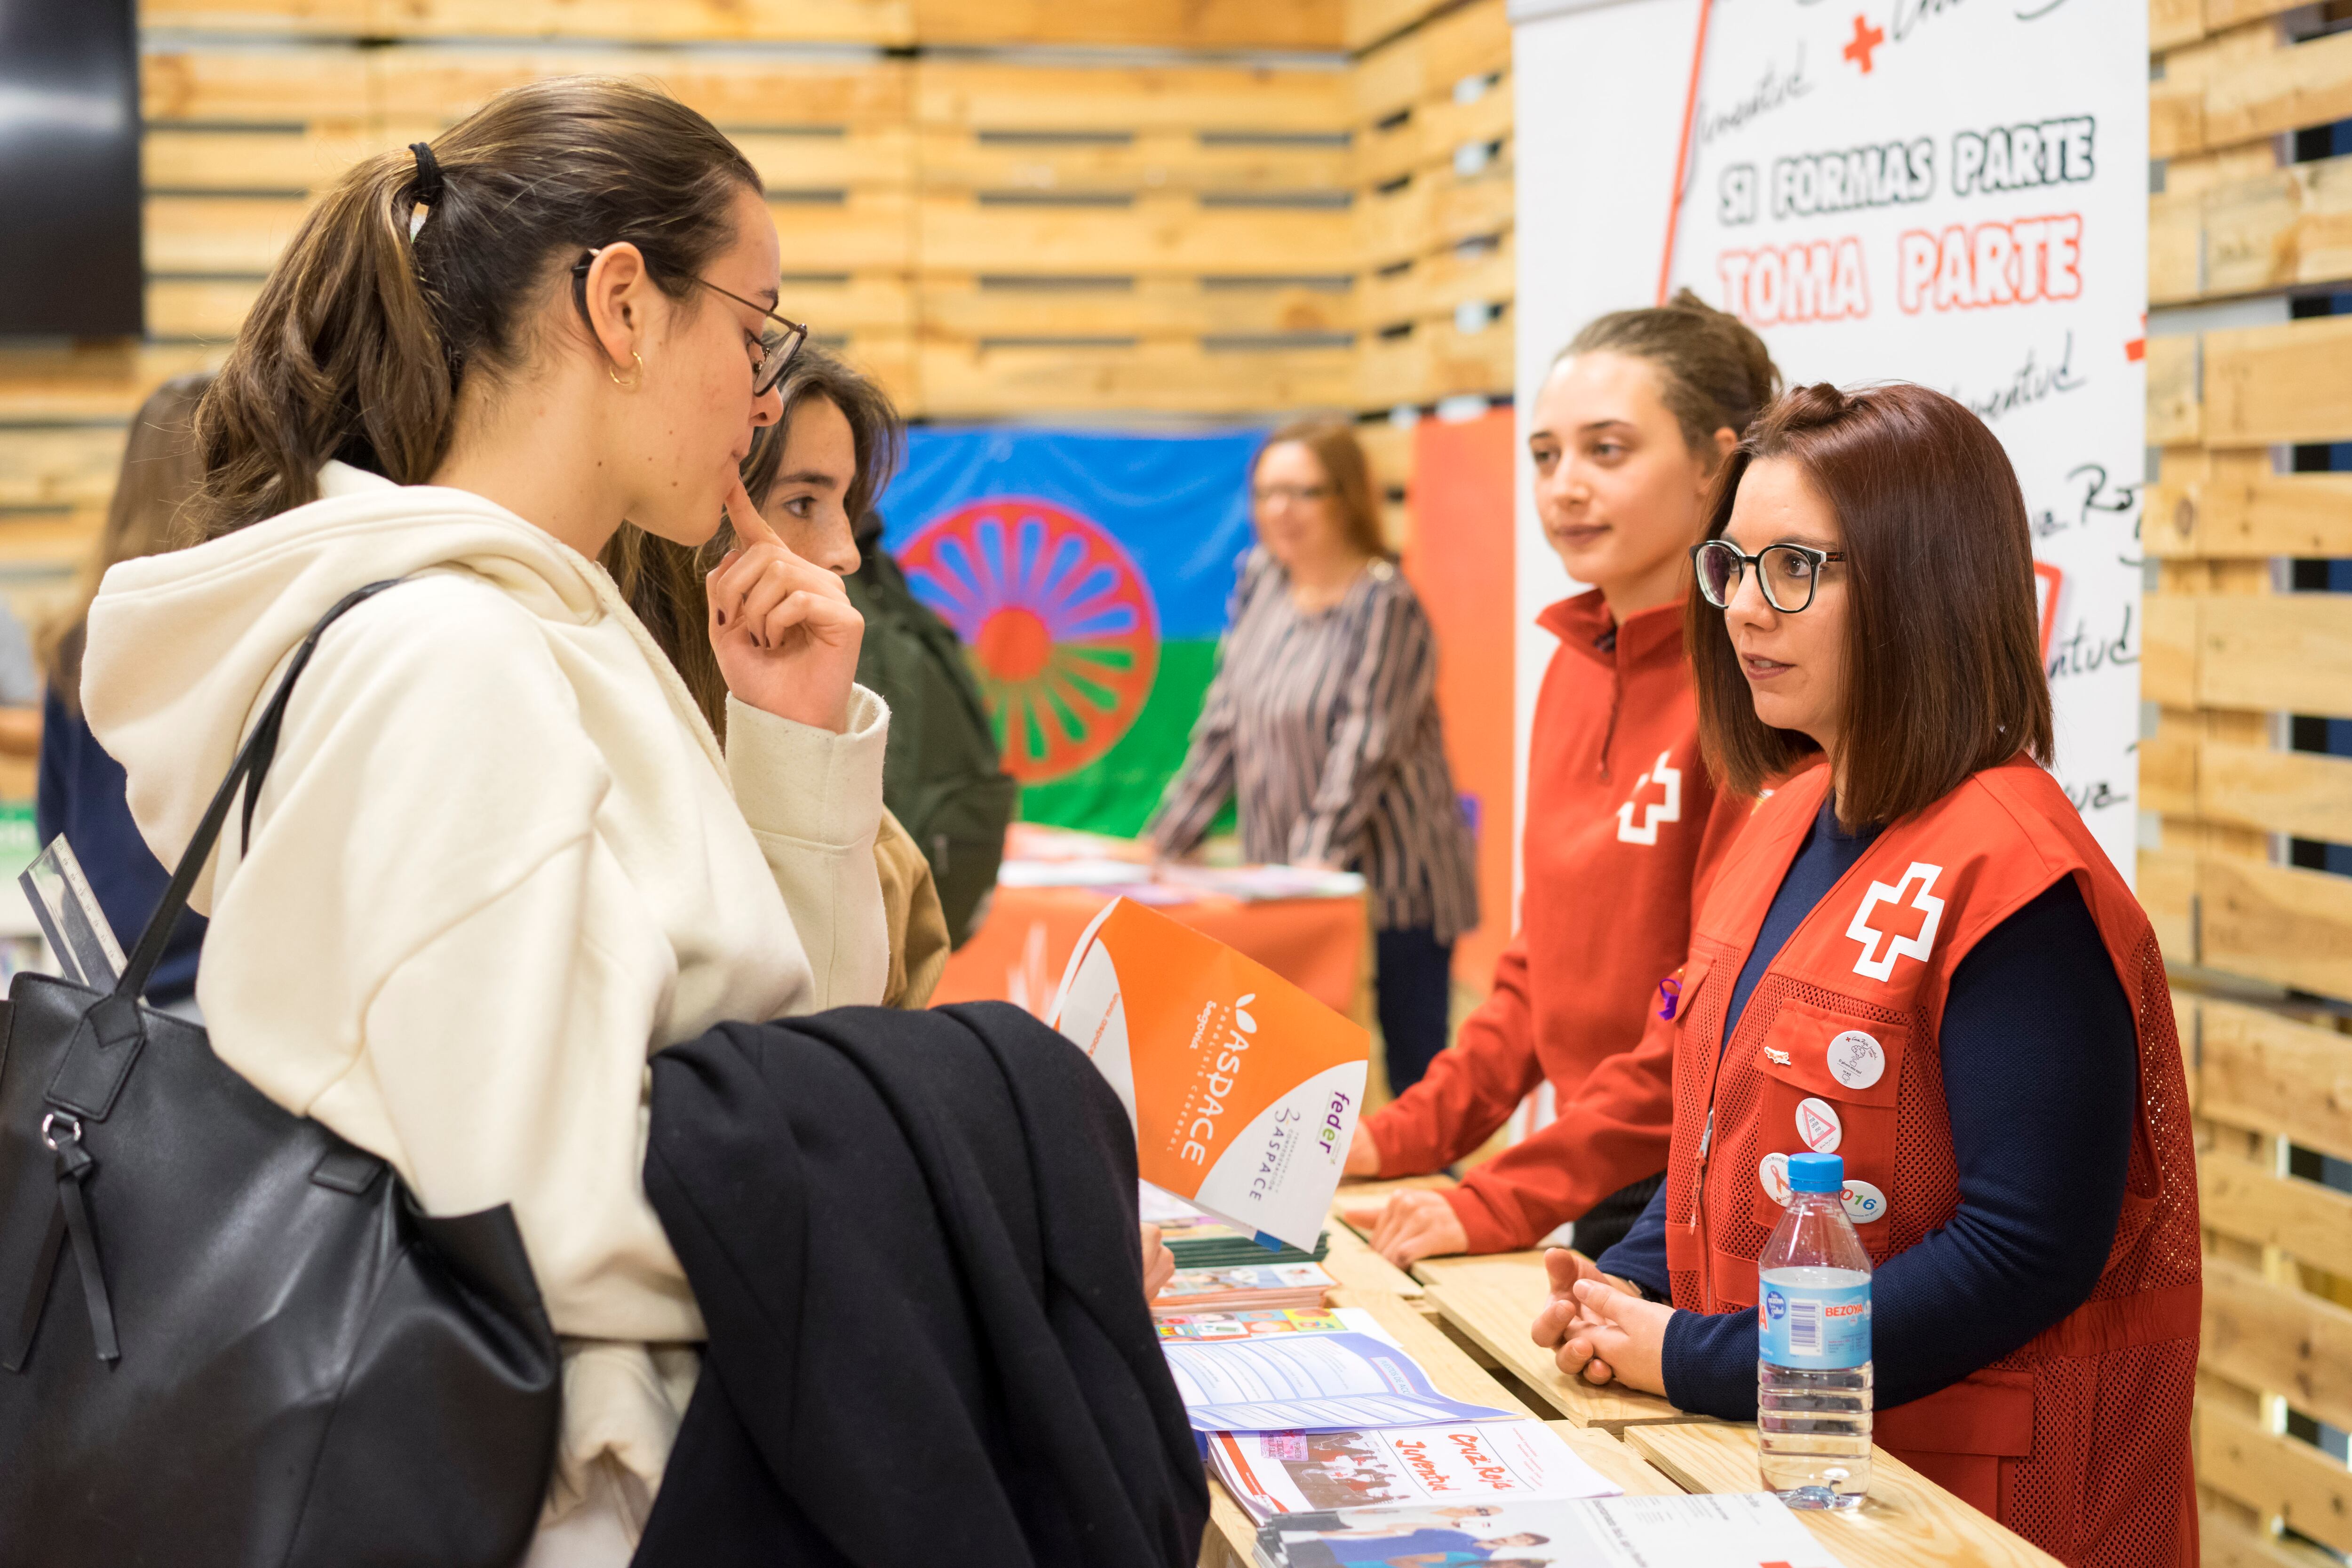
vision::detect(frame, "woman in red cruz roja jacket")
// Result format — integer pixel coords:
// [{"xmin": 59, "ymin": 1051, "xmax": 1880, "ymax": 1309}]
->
[
  {"xmin": 1342, "ymin": 292, "xmax": 1781, "ymax": 1267},
  {"xmin": 1536, "ymin": 384, "xmax": 2198, "ymax": 1568}
]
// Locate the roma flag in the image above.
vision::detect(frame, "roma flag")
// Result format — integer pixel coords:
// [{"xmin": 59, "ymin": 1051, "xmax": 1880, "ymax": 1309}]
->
[{"xmin": 877, "ymin": 425, "xmax": 1263, "ymax": 836}]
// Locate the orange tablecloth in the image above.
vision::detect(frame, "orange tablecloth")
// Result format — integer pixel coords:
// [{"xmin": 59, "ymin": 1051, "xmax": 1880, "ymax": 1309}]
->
[{"xmin": 932, "ymin": 886, "xmax": 1368, "ymax": 1018}]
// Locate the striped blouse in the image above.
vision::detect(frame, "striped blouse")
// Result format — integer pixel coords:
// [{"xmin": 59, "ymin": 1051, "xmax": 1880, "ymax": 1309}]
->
[{"xmin": 1146, "ymin": 547, "xmax": 1480, "ymax": 943}]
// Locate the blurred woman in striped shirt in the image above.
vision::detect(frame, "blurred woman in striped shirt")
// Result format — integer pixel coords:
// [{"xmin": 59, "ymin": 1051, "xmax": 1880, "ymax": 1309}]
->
[{"xmin": 1147, "ymin": 419, "xmax": 1478, "ymax": 1095}]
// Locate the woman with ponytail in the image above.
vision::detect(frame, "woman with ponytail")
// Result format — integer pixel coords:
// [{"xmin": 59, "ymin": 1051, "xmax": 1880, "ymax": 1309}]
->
[
  {"xmin": 1345, "ymin": 292, "xmax": 1781, "ymax": 1268},
  {"xmin": 80, "ymin": 80, "xmax": 887, "ymax": 1560}
]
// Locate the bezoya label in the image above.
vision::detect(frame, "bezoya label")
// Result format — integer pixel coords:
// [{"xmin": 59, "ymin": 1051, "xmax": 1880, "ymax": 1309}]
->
[{"xmin": 1759, "ymin": 1270, "xmax": 1872, "ymax": 1369}]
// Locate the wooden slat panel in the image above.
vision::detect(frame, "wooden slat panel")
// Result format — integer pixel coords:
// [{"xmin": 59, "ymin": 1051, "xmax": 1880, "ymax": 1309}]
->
[
  {"xmin": 2145, "ymin": 336, "xmax": 2202, "ymax": 445},
  {"xmin": 733, "ymin": 129, "xmax": 913, "ymax": 192},
  {"xmin": 918, "ymin": 277, "xmax": 1354, "ymax": 338},
  {"xmin": 2148, "ymin": 189, "xmax": 2201, "ymax": 303},
  {"xmin": 2201, "ymin": 855, "xmax": 2352, "ymax": 1005},
  {"xmin": 2198, "ymin": 1503, "xmax": 2348, "ymax": 1568},
  {"xmin": 0, "ymin": 429, "xmax": 129, "ymax": 510},
  {"xmin": 1359, "ymin": 166, "xmax": 1512, "ymax": 266},
  {"xmin": 2151, "ymin": 81, "xmax": 2205, "ymax": 161},
  {"xmin": 2201, "ymin": 997, "xmax": 2352, "ymax": 1161},
  {"xmin": 914, "ymin": 64, "xmax": 1351, "ymax": 135},
  {"xmin": 1364, "ymin": 230, "xmax": 1511, "ymax": 326},
  {"xmin": 139, "ymin": 0, "xmax": 371, "ymax": 32},
  {"xmin": 2205, "ymin": 316, "xmax": 2352, "ymax": 444},
  {"xmin": 1360, "ymin": 314, "xmax": 1510, "ymax": 405},
  {"xmin": 917, "ymin": 340, "xmax": 1357, "ymax": 414},
  {"xmin": 2199, "ymin": 1402, "xmax": 2352, "ymax": 1555},
  {"xmin": 374, "ymin": 50, "xmax": 910, "ymax": 127},
  {"xmin": 2202, "ymin": 1157, "xmax": 2352, "ymax": 1276},
  {"xmin": 1353, "ymin": 28, "xmax": 1429, "ymax": 122},
  {"xmin": 769, "ymin": 191, "xmax": 913, "ymax": 270},
  {"xmin": 147, "ymin": 277, "xmax": 265, "ymax": 342},
  {"xmin": 2203, "ymin": 28, "xmax": 2352, "ymax": 153},
  {"xmin": 909, "ymin": 0, "xmax": 1343, "ymax": 48},
  {"xmin": 2151, "ymin": 0, "xmax": 2205, "ymax": 52},
  {"xmin": 2199, "ymin": 594, "xmax": 2352, "ymax": 720},
  {"xmin": 917, "ymin": 194, "xmax": 1352, "ymax": 273},
  {"xmin": 2203, "ymin": 1255, "xmax": 2352, "ymax": 1432},
  {"xmin": 2138, "ymin": 843, "xmax": 2199, "ymax": 965},
  {"xmin": 2141, "ymin": 712, "xmax": 2201, "ymax": 817},
  {"xmin": 2145, "ymin": 470, "xmax": 2352, "ymax": 558},
  {"xmin": 1416, "ymin": 72, "xmax": 1512, "ymax": 164},
  {"xmin": 777, "ymin": 274, "xmax": 914, "ymax": 335},
  {"xmin": 1414, "ymin": 0, "xmax": 1510, "ymax": 96},
  {"xmin": 2199, "ymin": 739, "xmax": 2352, "ymax": 843},
  {"xmin": 1345, "ymin": 0, "xmax": 1451, "ymax": 50},
  {"xmin": 371, "ymin": 0, "xmax": 912, "ymax": 43},
  {"xmin": 143, "ymin": 48, "xmax": 375, "ymax": 124},
  {"xmin": 2139, "ymin": 591, "xmax": 2200, "ymax": 707},
  {"xmin": 144, "ymin": 127, "xmax": 389, "ymax": 193},
  {"xmin": 0, "ymin": 346, "xmax": 228, "ymax": 422},
  {"xmin": 144, "ymin": 194, "xmax": 316, "ymax": 275},
  {"xmin": 915, "ymin": 129, "xmax": 1353, "ymax": 197}
]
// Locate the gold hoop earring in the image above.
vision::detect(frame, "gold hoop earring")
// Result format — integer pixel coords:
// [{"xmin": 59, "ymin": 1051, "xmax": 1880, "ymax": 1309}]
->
[{"xmin": 607, "ymin": 351, "xmax": 643, "ymax": 391}]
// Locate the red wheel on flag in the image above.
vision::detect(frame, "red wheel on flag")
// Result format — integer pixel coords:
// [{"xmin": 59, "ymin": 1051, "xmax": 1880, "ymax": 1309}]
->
[{"xmin": 899, "ymin": 496, "xmax": 1160, "ymax": 783}]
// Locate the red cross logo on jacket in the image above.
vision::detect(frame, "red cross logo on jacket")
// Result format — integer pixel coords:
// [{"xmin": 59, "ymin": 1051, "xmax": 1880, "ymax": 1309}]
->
[
  {"xmin": 1845, "ymin": 860, "xmax": 1945, "ymax": 980},
  {"xmin": 1613, "ymin": 750, "xmax": 1683, "ymax": 845}
]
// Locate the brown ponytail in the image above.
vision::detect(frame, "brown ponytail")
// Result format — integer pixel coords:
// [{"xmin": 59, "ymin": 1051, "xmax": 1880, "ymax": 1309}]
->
[
  {"xmin": 190, "ymin": 77, "xmax": 760, "ymax": 539},
  {"xmin": 1558, "ymin": 288, "xmax": 1782, "ymax": 464}
]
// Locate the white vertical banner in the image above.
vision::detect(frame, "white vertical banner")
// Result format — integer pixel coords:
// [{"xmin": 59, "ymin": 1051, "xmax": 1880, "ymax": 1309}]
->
[{"xmin": 1514, "ymin": 0, "xmax": 2148, "ymax": 878}]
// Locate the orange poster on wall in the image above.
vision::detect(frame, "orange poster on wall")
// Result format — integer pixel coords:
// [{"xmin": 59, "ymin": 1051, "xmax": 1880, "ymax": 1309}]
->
[{"xmin": 1050, "ymin": 898, "xmax": 1371, "ymax": 1250}]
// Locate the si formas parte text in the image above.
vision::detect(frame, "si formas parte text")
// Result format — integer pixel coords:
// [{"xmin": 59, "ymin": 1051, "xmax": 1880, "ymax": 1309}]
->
[{"xmin": 1709, "ymin": 214, "xmax": 2085, "ymax": 326}]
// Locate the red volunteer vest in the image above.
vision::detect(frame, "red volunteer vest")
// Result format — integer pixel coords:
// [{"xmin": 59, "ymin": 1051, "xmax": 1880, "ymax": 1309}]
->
[{"xmin": 1660, "ymin": 760, "xmax": 2199, "ymax": 1568}]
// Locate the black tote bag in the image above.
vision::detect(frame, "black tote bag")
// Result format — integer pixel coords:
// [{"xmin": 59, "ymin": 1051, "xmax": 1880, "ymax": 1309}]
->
[{"xmin": 0, "ymin": 581, "xmax": 560, "ymax": 1567}]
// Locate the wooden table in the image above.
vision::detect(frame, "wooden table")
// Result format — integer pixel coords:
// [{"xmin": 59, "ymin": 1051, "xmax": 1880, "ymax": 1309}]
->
[
  {"xmin": 1411, "ymin": 1250, "xmax": 1702, "ymax": 1434},
  {"xmin": 1627, "ymin": 1419, "xmax": 2066, "ymax": 1568}
]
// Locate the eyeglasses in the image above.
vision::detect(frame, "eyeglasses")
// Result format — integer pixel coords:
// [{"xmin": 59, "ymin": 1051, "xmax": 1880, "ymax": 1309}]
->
[
  {"xmin": 569, "ymin": 249, "xmax": 810, "ymax": 397},
  {"xmin": 1690, "ymin": 539, "xmax": 1846, "ymax": 613},
  {"xmin": 1252, "ymin": 483, "xmax": 1329, "ymax": 506}
]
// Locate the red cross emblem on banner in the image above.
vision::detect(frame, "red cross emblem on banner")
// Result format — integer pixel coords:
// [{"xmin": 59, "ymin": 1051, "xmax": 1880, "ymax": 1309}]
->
[{"xmin": 1846, "ymin": 861, "xmax": 1945, "ymax": 981}]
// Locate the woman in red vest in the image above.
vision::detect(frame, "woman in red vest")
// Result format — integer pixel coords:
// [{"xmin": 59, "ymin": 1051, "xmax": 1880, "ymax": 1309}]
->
[
  {"xmin": 1534, "ymin": 382, "xmax": 2198, "ymax": 1568},
  {"xmin": 1343, "ymin": 293, "xmax": 1777, "ymax": 1267}
]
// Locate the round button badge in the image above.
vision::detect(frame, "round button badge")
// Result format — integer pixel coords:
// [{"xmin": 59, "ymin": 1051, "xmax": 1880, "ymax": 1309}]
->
[
  {"xmin": 1795, "ymin": 1096, "xmax": 1843, "ymax": 1153},
  {"xmin": 1758, "ymin": 1151, "xmax": 1792, "ymax": 1207},
  {"xmin": 1841, "ymin": 1179, "xmax": 1887, "ymax": 1225},
  {"xmin": 1827, "ymin": 1030, "xmax": 1885, "ymax": 1090}
]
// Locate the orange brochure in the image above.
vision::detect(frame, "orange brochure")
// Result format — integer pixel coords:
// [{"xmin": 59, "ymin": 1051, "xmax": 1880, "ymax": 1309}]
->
[{"xmin": 1050, "ymin": 898, "xmax": 1370, "ymax": 1251}]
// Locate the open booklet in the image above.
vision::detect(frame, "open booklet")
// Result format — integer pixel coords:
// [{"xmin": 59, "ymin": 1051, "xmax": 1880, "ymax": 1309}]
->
[
  {"xmin": 1210, "ymin": 1418, "xmax": 1622, "ymax": 1526},
  {"xmin": 1160, "ymin": 1305, "xmax": 1515, "ymax": 1433},
  {"xmin": 1254, "ymin": 1493, "xmax": 1848, "ymax": 1568},
  {"xmin": 1053, "ymin": 898, "xmax": 1369, "ymax": 1252}
]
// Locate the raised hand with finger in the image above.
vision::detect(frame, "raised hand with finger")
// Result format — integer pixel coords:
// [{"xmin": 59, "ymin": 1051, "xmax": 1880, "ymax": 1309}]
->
[{"xmin": 705, "ymin": 476, "xmax": 863, "ymax": 732}]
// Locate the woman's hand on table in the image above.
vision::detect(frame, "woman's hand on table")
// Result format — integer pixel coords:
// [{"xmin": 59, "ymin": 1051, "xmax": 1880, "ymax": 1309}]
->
[
  {"xmin": 1142, "ymin": 1223, "xmax": 1176, "ymax": 1299},
  {"xmin": 1531, "ymin": 1246, "xmax": 1671, "ymax": 1394},
  {"xmin": 1340, "ymin": 1187, "xmax": 1468, "ymax": 1268}
]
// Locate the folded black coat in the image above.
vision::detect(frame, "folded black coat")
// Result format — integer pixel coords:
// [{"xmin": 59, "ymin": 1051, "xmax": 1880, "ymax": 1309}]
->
[{"xmin": 633, "ymin": 1001, "xmax": 1208, "ymax": 1568}]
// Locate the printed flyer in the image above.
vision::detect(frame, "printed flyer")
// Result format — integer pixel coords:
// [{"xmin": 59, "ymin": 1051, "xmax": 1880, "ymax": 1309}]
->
[
  {"xmin": 1210, "ymin": 1419, "xmax": 1621, "ymax": 1525},
  {"xmin": 1052, "ymin": 898, "xmax": 1370, "ymax": 1251}
]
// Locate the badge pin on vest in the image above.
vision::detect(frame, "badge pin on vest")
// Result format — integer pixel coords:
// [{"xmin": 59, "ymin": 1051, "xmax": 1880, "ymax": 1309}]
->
[
  {"xmin": 1841, "ymin": 1179, "xmax": 1886, "ymax": 1225},
  {"xmin": 1759, "ymin": 1150, "xmax": 1793, "ymax": 1206},
  {"xmin": 1795, "ymin": 1096, "xmax": 1843, "ymax": 1153},
  {"xmin": 1826, "ymin": 1030, "xmax": 1884, "ymax": 1090}
]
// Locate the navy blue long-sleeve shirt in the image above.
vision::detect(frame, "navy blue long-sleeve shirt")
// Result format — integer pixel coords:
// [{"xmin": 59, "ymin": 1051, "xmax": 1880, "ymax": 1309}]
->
[
  {"xmin": 1597, "ymin": 796, "xmax": 2137, "ymax": 1418},
  {"xmin": 37, "ymin": 682, "xmax": 206, "ymax": 1007}
]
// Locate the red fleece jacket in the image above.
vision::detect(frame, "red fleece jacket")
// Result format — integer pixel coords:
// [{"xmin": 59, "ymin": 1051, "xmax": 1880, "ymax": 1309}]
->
[{"xmin": 1362, "ymin": 589, "xmax": 1751, "ymax": 1252}]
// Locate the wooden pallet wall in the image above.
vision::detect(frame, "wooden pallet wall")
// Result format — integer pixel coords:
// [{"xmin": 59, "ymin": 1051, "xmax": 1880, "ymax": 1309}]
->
[
  {"xmin": 0, "ymin": 0, "xmax": 1523, "ymax": 574},
  {"xmin": 2144, "ymin": 6, "xmax": 2352, "ymax": 1564}
]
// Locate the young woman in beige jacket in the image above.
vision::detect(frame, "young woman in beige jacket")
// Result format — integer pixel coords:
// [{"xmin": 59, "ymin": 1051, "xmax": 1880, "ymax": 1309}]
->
[{"xmin": 79, "ymin": 80, "xmax": 882, "ymax": 1564}]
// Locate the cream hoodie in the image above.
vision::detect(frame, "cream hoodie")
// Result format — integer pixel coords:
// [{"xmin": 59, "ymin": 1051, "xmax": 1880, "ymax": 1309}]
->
[{"xmin": 81, "ymin": 462, "xmax": 889, "ymax": 1526}]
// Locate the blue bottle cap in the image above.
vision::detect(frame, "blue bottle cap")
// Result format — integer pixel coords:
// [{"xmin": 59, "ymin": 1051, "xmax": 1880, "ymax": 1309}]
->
[{"xmin": 1788, "ymin": 1152, "xmax": 1844, "ymax": 1193}]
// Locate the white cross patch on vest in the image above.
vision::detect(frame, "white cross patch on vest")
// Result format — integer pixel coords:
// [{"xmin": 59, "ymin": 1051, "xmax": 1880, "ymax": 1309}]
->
[
  {"xmin": 1614, "ymin": 750, "xmax": 1683, "ymax": 845},
  {"xmin": 1846, "ymin": 860, "xmax": 1946, "ymax": 980}
]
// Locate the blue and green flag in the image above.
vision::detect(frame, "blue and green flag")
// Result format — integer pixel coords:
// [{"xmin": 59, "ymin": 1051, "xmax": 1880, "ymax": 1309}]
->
[{"xmin": 879, "ymin": 426, "xmax": 1263, "ymax": 836}]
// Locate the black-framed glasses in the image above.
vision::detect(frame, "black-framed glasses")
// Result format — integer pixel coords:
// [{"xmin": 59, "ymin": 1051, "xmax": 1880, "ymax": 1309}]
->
[
  {"xmin": 569, "ymin": 249, "xmax": 810, "ymax": 396},
  {"xmin": 1691, "ymin": 539, "xmax": 1846, "ymax": 613}
]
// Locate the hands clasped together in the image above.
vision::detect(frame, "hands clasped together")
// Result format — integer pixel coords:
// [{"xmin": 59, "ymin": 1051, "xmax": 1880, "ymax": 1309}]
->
[{"xmin": 1529, "ymin": 1246, "xmax": 1674, "ymax": 1397}]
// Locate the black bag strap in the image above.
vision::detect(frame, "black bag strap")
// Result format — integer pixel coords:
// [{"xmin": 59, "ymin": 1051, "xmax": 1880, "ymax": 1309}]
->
[{"xmin": 113, "ymin": 580, "xmax": 405, "ymax": 1003}]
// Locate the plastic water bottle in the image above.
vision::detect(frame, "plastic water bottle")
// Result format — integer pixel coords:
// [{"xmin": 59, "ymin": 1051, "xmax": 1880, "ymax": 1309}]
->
[{"xmin": 1757, "ymin": 1151, "xmax": 1872, "ymax": 1509}]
